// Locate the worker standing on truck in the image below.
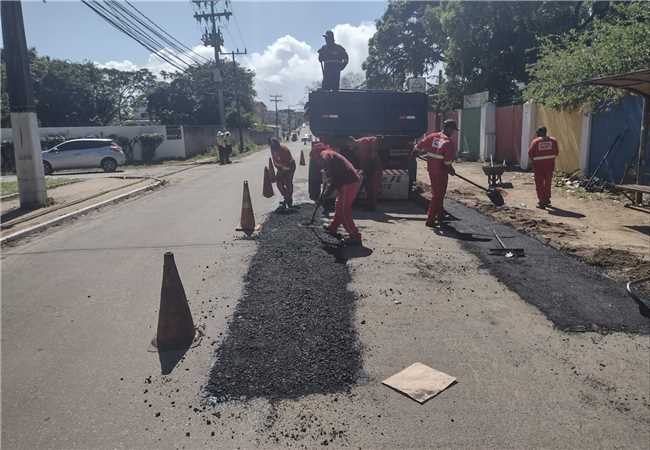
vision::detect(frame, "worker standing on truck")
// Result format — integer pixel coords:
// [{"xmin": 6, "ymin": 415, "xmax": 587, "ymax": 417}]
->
[
  {"xmin": 350, "ymin": 135, "xmax": 383, "ymax": 210},
  {"xmin": 315, "ymin": 146, "xmax": 363, "ymax": 246},
  {"xmin": 413, "ymin": 119, "xmax": 458, "ymax": 227},
  {"xmin": 317, "ymin": 30, "xmax": 348, "ymax": 90},
  {"xmin": 528, "ymin": 126, "xmax": 559, "ymax": 208},
  {"xmin": 269, "ymin": 137, "xmax": 296, "ymax": 208}
]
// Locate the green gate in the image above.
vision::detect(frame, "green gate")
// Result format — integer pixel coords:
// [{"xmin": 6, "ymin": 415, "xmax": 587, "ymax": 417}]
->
[{"xmin": 459, "ymin": 107, "xmax": 480, "ymax": 161}]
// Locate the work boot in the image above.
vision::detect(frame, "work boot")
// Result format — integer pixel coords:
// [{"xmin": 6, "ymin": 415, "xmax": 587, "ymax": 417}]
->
[
  {"xmin": 537, "ymin": 202, "xmax": 546, "ymax": 209},
  {"xmin": 342, "ymin": 236, "xmax": 362, "ymax": 247}
]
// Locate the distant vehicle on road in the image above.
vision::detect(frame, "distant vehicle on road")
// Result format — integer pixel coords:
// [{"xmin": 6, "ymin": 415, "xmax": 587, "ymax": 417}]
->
[
  {"xmin": 302, "ymin": 134, "xmax": 313, "ymax": 144},
  {"xmin": 42, "ymin": 139, "xmax": 125, "ymax": 175}
]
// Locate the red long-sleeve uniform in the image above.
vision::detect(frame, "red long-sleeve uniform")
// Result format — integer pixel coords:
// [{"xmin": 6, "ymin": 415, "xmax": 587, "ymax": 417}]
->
[
  {"xmin": 528, "ymin": 136, "xmax": 559, "ymax": 205},
  {"xmin": 415, "ymin": 131, "xmax": 455, "ymax": 224},
  {"xmin": 271, "ymin": 144, "xmax": 296, "ymax": 205},
  {"xmin": 354, "ymin": 136, "xmax": 383, "ymax": 209},
  {"xmin": 320, "ymin": 149, "xmax": 362, "ymax": 240}
]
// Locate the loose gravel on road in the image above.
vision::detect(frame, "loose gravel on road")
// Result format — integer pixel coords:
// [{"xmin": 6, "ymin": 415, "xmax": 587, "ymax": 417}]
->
[{"xmin": 206, "ymin": 206, "xmax": 362, "ymax": 402}]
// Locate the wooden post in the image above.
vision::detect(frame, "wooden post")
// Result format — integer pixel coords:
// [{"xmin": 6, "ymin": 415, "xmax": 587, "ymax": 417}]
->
[{"xmin": 636, "ymin": 96, "xmax": 649, "ymax": 203}]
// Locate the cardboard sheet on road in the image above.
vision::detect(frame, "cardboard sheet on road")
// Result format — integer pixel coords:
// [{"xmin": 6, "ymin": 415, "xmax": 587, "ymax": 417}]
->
[{"xmin": 383, "ymin": 362, "xmax": 456, "ymax": 404}]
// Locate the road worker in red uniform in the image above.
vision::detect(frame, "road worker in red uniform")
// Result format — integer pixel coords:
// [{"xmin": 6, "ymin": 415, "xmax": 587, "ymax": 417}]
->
[
  {"xmin": 528, "ymin": 126, "xmax": 559, "ymax": 208},
  {"xmin": 269, "ymin": 137, "xmax": 296, "ymax": 208},
  {"xmin": 314, "ymin": 146, "xmax": 363, "ymax": 246},
  {"xmin": 350, "ymin": 135, "xmax": 383, "ymax": 210},
  {"xmin": 413, "ymin": 119, "xmax": 458, "ymax": 227}
]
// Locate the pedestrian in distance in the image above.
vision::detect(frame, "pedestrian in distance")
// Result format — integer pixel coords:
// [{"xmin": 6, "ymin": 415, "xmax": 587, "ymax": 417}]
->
[
  {"xmin": 269, "ymin": 137, "xmax": 296, "ymax": 209},
  {"xmin": 528, "ymin": 126, "xmax": 559, "ymax": 208},
  {"xmin": 314, "ymin": 146, "xmax": 363, "ymax": 247},
  {"xmin": 413, "ymin": 119, "xmax": 458, "ymax": 227},
  {"xmin": 216, "ymin": 131, "xmax": 225, "ymax": 165},
  {"xmin": 317, "ymin": 30, "xmax": 348, "ymax": 91},
  {"xmin": 224, "ymin": 131, "xmax": 233, "ymax": 164},
  {"xmin": 349, "ymin": 135, "xmax": 383, "ymax": 211}
]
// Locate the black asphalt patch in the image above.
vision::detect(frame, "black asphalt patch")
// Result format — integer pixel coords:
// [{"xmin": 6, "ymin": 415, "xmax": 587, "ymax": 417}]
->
[
  {"xmin": 206, "ymin": 206, "xmax": 361, "ymax": 402},
  {"xmin": 436, "ymin": 199, "xmax": 649, "ymax": 334}
]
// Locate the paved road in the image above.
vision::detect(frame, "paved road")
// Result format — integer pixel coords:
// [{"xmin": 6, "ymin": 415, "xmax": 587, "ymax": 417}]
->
[{"xmin": 2, "ymin": 141, "xmax": 648, "ymax": 449}]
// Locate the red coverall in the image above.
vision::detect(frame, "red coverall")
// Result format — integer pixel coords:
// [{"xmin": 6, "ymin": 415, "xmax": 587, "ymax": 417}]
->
[
  {"xmin": 415, "ymin": 131, "xmax": 455, "ymax": 224},
  {"xmin": 320, "ymin": 149, "xmax": 362, "ymax": 240},
  {"xmin": 354, "ymin": 136, "xmax": 382, "ymax": 210},
  {"xmin": 528, "ymin": 136, "xmax": 559, "ymax": 205},
  {"xmin": 271, "ymin": 144, "xmax": 296, "ymax": 206}
]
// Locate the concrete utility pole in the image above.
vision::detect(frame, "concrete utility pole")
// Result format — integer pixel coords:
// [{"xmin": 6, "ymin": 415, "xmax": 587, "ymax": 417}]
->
[
  {"xmin": 221, "ymin": 49, "xmax": 248, "ymax": 154},
  {"xmin": 192, "ymin": 0, "xmax": 231, "ymax": 130},
  {"xmin": 1, "ymin": 0, "xmax": 47, "ymax": 208},
  {"xmin": 269, "ymin": 94, "xmax": 282, "ymax": 139}
]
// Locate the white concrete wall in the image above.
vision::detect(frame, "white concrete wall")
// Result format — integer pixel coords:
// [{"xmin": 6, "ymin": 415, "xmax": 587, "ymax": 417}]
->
[
  {"xmin": 479, "ymin": 102, "xmax": 496, "ymax": 162},
  {"xmin": 520, "ymin": 102, "xmax": 536, "ymax": 170},
  {"xmin": 0, "ymin": 125, "xmax": 186, "ymax": 161},
  {"xmin": 579, "ymin": 108, "xmax": 593, "ymax": 176}
]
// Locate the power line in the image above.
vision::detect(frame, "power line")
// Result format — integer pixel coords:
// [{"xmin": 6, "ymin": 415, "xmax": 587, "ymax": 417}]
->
[
  {"xmin": 232, "ymin": 14, "xmax": 248, "ymax": 52},
  {"xmin": 122, "ymin": 0, "xmax": 210, "ymax": 65},
  {"xmin": 82, "ymin": 0, "xmax": 188, "ymax": 72},
  {"xmin": 269, "ymin": 94, "xmax": 282, "ymax": 138}
]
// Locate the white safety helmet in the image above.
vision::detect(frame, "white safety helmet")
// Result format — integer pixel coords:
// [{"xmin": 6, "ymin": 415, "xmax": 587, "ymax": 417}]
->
[{"xmin": 217, "ymin": 131, "xmax": 223, "ymax": 136}]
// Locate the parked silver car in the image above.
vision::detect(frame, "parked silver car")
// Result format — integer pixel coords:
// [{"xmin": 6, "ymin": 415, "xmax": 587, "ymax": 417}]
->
[{"xmin": 42, "ymin": 138, "xmax": 126, "ymax": 175}]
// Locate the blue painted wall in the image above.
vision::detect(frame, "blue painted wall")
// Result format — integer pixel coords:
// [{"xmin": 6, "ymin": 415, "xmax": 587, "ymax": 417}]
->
[{"xmin": 589, "ymin": 96, "xmax": 648, "ymax": 183}]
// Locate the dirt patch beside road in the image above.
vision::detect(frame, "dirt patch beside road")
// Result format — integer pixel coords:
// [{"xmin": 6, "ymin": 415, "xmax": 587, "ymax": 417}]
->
[
  {"xmin": 417, "ymin": 160, "xmax": 650, "ymax": 283},
  {"xmin": 206, "ymin": 205, "xmax": 361, "ymax": 402}
]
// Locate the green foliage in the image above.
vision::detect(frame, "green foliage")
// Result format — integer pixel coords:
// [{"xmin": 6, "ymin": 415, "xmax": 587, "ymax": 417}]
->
[
  {"xmin": 525, "ymin": 2, "xmax": 650, "ymax": 111},
  {"xmin": 1, "ymin": 49, "xmax": 157, "ymax": 127},
  {"xmin": 40, "ymin": 135, "xmax": 66, "ymax": 151},
  {"xmin": 365, "ymin": 1, "xmax": 590, "ymax": 107},
  {"xmin": 108, "ymin": 134, "xmax": 136, "ymax": 161},
  {"xmin": 137, "ymin": 133, "xmax": 164, "ymax": 163},
  {"xmin": 146, "ymin": 61, "xmax": 256, "ymax": 127}
]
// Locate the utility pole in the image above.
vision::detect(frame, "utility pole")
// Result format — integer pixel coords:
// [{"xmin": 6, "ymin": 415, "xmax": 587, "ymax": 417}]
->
[
  {"xmin": 221, "ymin": 49, "xmax": 247, "ymax": 154},
  {"xmin": 269, "ymin": 95, "xmax": 282, "ymax": 139},
  {"xmin": 192, "ymin": 0, "xmax": 231, "ymax": 130},
  {"xmin": 1, "ymin": 0, "xmax": 47, "ymax": 208}
]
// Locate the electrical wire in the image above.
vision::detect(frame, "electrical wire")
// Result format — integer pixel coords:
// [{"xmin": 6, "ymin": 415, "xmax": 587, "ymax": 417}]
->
[{"xmin": 82, "ymin": 0, "xmax": 187, "ymax": 72}]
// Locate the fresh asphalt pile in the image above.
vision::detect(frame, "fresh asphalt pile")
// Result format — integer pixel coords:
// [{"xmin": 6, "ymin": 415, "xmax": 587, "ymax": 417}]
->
[{"xmin": 206, "ymin": 206, "xmax": 361, "ymax": 402}]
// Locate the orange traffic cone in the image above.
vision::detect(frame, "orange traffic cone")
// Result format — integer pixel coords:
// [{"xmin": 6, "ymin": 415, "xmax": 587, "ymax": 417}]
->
[
  {"xmin": 299, "ymin": 150, "xmax": 306, "ymax": 166},
  {"xmin": 263, "ymin": 166, "xmax": 274, "ymax": 198},
  {"xmin": 268, "ymin": 157, "xmax": 276, "ymax": 182},
  {"xmin": 151, "ymin": 252, "xmax": 200, "ymax": 351},
  {"xmin": 240, "ymin": 180, "xmax": 256, "ymax": 235}
]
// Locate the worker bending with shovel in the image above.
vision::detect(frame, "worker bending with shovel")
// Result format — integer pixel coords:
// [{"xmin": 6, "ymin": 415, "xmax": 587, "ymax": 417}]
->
[
  {"xmin": 413, "ymin": 119, "xmax": 458, "ymax": 227},
  {"xmin": 269, "ymin": 137, "xmax": 296, "ymax": 209},
  {"xmin": 528, "ymin": 126, "xmax": 559, "ymax": 208},
  {"xmin": 314, "ymin": 145, "xmax": 363, "ymax": 247}
]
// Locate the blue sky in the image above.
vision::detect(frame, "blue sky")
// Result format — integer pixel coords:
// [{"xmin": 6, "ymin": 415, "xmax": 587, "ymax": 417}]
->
[{"xmin": 9, "ymin": 1, "xmax": 388, "ymax": 106}]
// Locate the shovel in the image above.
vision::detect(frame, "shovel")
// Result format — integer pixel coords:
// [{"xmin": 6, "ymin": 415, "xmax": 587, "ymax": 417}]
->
[{"xmin": 454, "ymin": 173, "xmax": 505, "ymax": 206}]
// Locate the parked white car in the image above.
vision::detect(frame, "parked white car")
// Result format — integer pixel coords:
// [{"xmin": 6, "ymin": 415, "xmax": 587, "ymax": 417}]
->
[{"xmin": 42, "ymin": 138, "xmax": 126, "ymax": 174}]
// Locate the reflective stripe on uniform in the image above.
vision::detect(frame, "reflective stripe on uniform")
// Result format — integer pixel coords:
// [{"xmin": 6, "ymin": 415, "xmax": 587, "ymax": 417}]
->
[
  {"xmin": 426, "ymin": 153, "xmax": 445, "ymax": 160},
  {"xmin": 443, "ymin": 161, "xmax": 452, "ymax": 165},
  {"xmin": 532, "ymin": 155, "xmax": 556, "ymax": 161}
]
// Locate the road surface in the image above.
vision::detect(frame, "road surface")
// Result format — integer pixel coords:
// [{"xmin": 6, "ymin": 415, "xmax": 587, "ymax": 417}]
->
[{"xmin": 2, "ymin": 141, "xmax": 649, "ymax": 449}]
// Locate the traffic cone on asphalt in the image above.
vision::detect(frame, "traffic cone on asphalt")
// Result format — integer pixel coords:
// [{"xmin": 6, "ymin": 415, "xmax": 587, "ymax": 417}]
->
[
  {"xmin": 268, "ymin": 158, "xmax": 276, "ymax": 182},
  {"xmin": 263, "ymin": 166, "xmax": 274, "ymax": 198},
  {"xmin": 299, "ymin": 150, "xmax": 306, "ymax": 166},
  {"xmin": 240, "ymin": 180, "xmax": 256, "ymax": 235},
  {"xmin": 151, "ymin": 252, "xmax": 198, "ymax": 351}
]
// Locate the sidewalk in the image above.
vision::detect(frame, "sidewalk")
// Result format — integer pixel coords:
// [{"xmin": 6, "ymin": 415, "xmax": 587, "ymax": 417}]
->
[{"xmin": 416, "ymin": 160, "xmax": 650, "ymax": 282}]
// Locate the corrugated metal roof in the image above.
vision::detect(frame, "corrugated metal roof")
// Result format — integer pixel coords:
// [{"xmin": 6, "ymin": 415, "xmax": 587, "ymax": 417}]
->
[{"xmin": 584, "ymin": 68, "xmax": 650, "ymax": 97}]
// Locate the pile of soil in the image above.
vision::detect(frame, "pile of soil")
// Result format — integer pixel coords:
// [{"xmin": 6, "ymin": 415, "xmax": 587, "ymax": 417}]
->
[{"xmin": 206, "ymin": 206, "xmax": 361, "ymax": 402}]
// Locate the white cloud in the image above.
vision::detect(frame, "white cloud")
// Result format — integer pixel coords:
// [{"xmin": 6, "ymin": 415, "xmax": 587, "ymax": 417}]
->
[{"xmin": 97, "ymin": 22, "xmax": 376, "ymax": 109}]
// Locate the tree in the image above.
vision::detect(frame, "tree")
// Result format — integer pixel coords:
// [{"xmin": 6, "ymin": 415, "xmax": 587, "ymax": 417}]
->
[
  {"xmin": 146, "ymin": 60, "xmax": 256, "ymax": 126},
  {"xmin": 340, "ymin": 72, "xmax": 365, "ymax": 89},
  {"xmin": 102, "ymin": 68, "xmax": 157, "ymax": 122},
  {"xmin": 525, "ymin": 2, "xmax": 650, "ymax": 111},
  {"xmin": 364, "ymin": 1, "xmax": 590, "ymax": 107}
]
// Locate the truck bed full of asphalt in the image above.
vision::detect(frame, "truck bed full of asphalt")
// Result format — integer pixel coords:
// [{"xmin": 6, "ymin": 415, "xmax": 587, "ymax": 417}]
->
[{"xmin": 206, "ymin": 206, "xmax": 361, "ymax": 402}]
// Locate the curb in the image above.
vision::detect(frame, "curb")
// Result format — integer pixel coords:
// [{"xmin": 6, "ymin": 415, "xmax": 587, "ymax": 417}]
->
[
  {"xmin": 1, "ymin": 192, "xmax": 19, "ymax": 201},
  {"xmin": 1, "ymin": 181, "xmax": 162, "ymax": 245}
]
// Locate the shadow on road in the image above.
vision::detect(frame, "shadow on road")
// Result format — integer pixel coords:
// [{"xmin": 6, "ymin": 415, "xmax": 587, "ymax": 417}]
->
[
  {"xmin": 322, "ymin": 244, "xmax": 373, "ymax": 263},
  {"xmin": 434, "ymin": 223, "xmax": 492, "ymax": 242},
  {"xmin": 546, "ymin": 206, "xmax": 586, "ymax": 219},
  {"xmin": 158, "ymin": 347, "xmax": 190, "ymax": 375},
  {"xmin": 625, "ymin": 225, "xmax": 650, "ymax": 236}
]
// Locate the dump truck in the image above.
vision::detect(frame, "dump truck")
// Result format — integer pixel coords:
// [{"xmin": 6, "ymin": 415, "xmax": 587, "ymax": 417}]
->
[{"xmin": 307, "ymin": 89, "xmax": 428, "ymax": 201}]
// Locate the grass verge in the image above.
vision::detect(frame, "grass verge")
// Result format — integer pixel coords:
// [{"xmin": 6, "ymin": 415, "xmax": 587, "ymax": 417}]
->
[{"xmin": 1, "ymin": 178, "xmax": 81, "ymax": 196}]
